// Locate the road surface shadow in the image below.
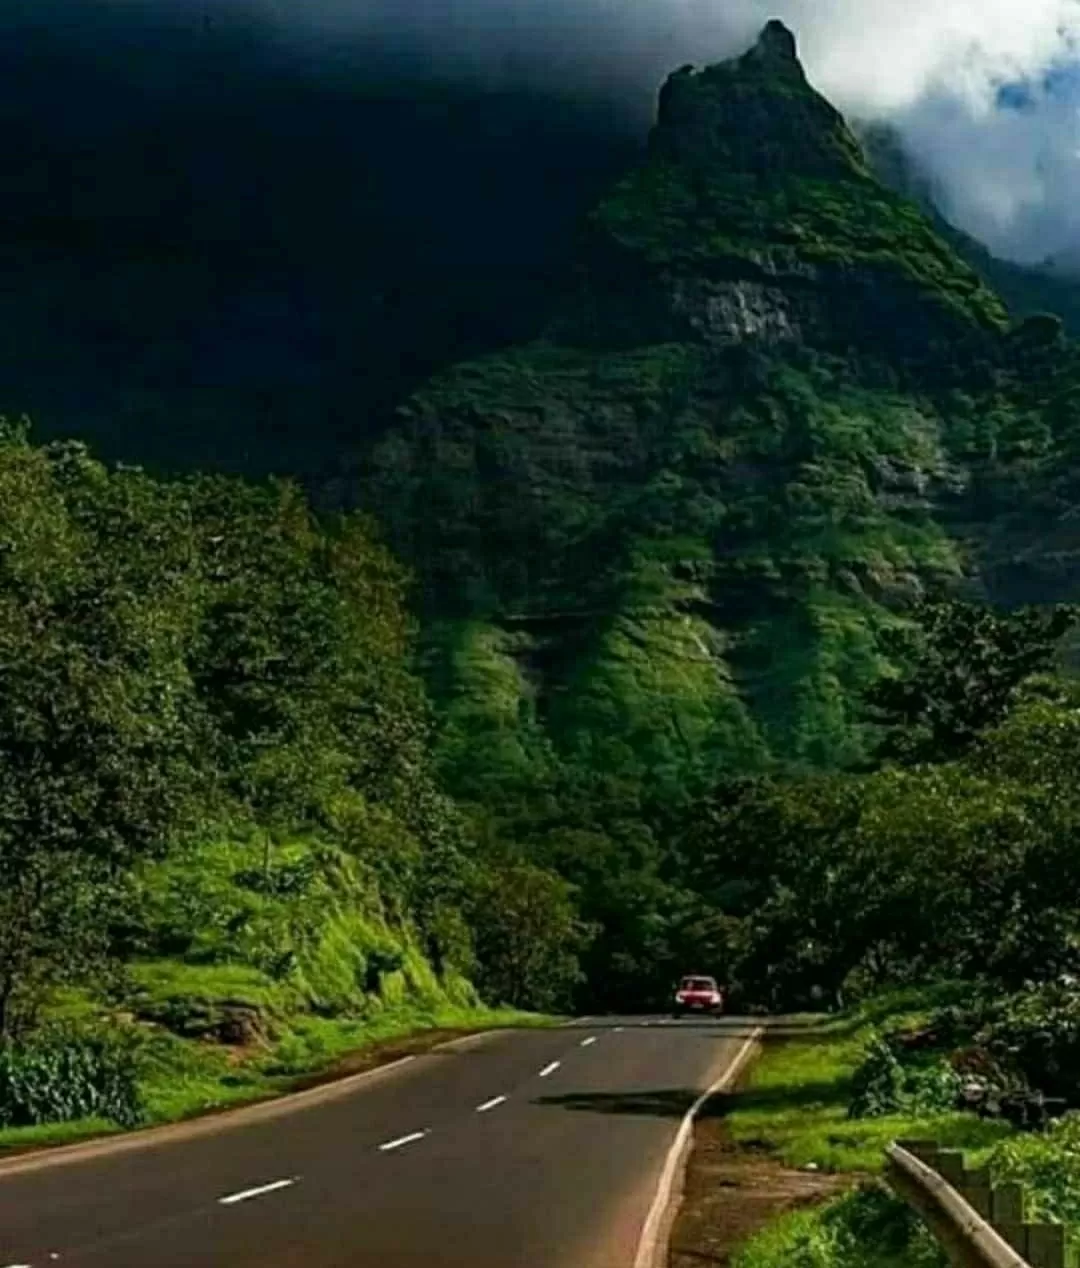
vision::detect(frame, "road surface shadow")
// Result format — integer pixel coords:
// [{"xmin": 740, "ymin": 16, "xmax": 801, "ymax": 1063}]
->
[
  {"xmin": 562, "ymin": 1018, "xmax": 832, "ymax": 1039},
  {"xmin": 692, "ymin": 1025, "xmax": 826, "ymax": 1040},
  {"xmin": 534, "ymin": 1089, "xmax": 739, "ymax": 1119},
  {"xmin": 567, "ymin": 1023, "xmax": 764, "ymax": 1039},
  {"xmin": 535, "ymin": 1070, "xmax": 848, "ymax": 1121}
]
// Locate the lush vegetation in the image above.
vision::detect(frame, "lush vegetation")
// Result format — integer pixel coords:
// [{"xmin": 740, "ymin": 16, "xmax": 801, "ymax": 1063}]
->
[
  {"xmin": 727, "ymin": 986, "xmax": 1080, "ymax": 1268},
  {"xmin": 735, "ymin": 1122, "xmax": 1080, "ymax": 1268},
  {"xmin": 10, "ymin": 21, "xmax": 1080, "ymax": 1168},
  {"xmin": 353, "ymin": 26, "xmax": 1080, "ymax": 1026},
  {"xmin": 0, "ymin": 420, "xmax": 577, "ymax": 1137},
  {"xmin": 728, "ymin": 990, "xmax": 1008, "ymax": 1174},
  {"xmin": 732, "ymin": 1187, "xmax": 946, "ymax": 1268}
]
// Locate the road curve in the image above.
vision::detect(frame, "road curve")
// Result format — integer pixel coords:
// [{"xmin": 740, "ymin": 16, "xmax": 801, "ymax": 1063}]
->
[{"xmin": 0, "ymin": 1017, "xmax": 761, "ymax": 1268}]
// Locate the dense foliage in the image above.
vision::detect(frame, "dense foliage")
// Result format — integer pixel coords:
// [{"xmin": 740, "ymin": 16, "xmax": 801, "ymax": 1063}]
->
[
  {"xmin": 848, "ymin": 1036, "xmax": 961, "ymax": 1121},
  {"xmin": 349, "ymin": 25, "xmax": 1080, "ymax": 1017},
  {"xmin": 364, "ymin": 26, "xmax": 1080, "ymax": 812},
  {"xmin": 9, "ymin": 20, "xmax": 1080, "ymax": 1144},
  {"xmin": 733, "ymin": 1185, "xmax": 946, "ymax": 1268},
  {"xmin": 0, "ymin": 422, "xmax": 587, "ymax": 1072},
  {"xmin": 0, "ymin": 1026, "xmax": 142, "ymax": 1129}
]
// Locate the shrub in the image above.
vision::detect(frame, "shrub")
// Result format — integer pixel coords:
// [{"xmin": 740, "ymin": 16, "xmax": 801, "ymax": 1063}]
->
[
  {"xmin": 849, "ymin": 1033, "xmax": 961, "ymax": 1119},
  {"xmin": 959, "ymin": 983, "xmax": 1080, "ymax": 1105},
  {"xmin": 829, "ymin": 1185, "xmax": 946, "ymax": 1268},
  {"xmin": 733, "ymin": 1185, "xmax": 945, "ymax": 1268},
  {"xmin": 988, "ymin": 1113, "xmax": 1080, "ymax": 1257},
  {"xmin": 364, "ymin": 947, "xmax": 406, "ymax": 995},
  {"xmin": 0, "ymin": 1025, "xmax": 143, "ymax": 1128}
]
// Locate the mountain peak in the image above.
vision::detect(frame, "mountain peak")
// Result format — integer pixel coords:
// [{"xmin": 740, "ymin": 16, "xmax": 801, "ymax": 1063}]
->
[
  {"xmin": 649, "ymin": 21, "xmax": 861, "ymax": 181},
  {"xmin": 576, "ymin": 21, "xmax": 1007, "ymax": 355},
  {"xmin": 753, "ymin": 19, "xmax": 799, "ymax": 62}
]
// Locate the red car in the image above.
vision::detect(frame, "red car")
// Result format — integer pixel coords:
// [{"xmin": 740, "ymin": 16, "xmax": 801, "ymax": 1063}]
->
[{"xmin": 672, "ymin": 975, "xmax": 724, "ymax": 1018}]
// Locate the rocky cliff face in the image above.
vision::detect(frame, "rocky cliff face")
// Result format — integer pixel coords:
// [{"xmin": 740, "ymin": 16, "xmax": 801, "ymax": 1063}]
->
[{"xmin": 362, "ymin": 22, "xmax": 1080, "ymax": 773}]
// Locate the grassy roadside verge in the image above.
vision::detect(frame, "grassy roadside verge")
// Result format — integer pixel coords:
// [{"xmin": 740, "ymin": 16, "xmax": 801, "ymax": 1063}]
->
[
  {"xmin": 728, "ymin": 991, "xmax": 1010, "ymax": 1173},
  {"xmin": 679, "ymin": 989, "xmax": 1014, "ymax": 1268},
  {"xmin": 0, "ymin": 1005, "xmax": 556, "ymax": 1155},
  {"xmin": 725, "ymin": 991, "xmax": 1080, "ymax": 1267}
]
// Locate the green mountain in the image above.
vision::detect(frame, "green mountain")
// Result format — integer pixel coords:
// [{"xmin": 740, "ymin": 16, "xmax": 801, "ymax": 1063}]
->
[
  {"xmin": 859, "ymin": 120, "xmax": 1080, "ymax": 338},
  {"xmin": 363, "ymin": 21, "xmax": 1080, "ymax": 780}
]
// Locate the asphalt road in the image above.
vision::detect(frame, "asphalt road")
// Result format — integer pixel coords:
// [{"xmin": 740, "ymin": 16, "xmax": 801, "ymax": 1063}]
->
[{"xmin": 0, "ymin": 1017, "xmax": 760, "ymax": 1268}]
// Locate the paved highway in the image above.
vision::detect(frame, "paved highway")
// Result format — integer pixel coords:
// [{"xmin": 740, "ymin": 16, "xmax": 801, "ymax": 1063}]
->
[{"xmin": 0, "ymin": 1017, "xmax": 760, "ymax": 1268}]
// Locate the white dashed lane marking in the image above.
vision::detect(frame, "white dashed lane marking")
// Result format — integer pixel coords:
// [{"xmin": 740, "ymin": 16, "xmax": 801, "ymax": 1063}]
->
[
  {"xmin": 378, "ymin": 1131, "xmax": 429, "ymax": 1153},
  {"xmin": 538, "ymin": 1061, "xmax": 561, "ymax": 1078},
  {"xmin": 219, "ymin": 1178, "xmax": 297, "ymax": 1206},
  {"xmin": 476, "ymin": 1096, "xmax": 508, "ymax": 1113},
  {"xmin": 580, "ymin": 1036, "xmax": 597, "ymax": 1047}
]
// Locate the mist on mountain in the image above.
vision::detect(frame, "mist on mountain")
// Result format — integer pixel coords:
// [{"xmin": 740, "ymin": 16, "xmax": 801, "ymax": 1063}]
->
[
  {"xmin": 26, "ymin": 0, "xmax": 1080, "ymax": 258},
  {"xmin": 4, "ymin": 0, "xmax": 1080, "ymax": 476}
]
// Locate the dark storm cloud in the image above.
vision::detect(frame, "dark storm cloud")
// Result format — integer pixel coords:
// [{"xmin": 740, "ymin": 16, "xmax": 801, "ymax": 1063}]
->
[{"xmin": 6, "ymin": 0, "xmax": 1080, "ymax": 263}]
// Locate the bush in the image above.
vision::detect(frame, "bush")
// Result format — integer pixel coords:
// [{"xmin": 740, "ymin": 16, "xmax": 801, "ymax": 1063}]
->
[
  {"xmin": 363, "ymin": 947, "xmax": 406, "ymax": 995},
  {"xmin": 959, "ymin": 983, "xmax": 1080, "ymax": 1105},
  {"xmin": 849, "ymin": 1033, "xmax": 961, "ymax": 1119},
  {"xmin": 0, "ymin": 1025, "xmax": 143, "ymax": 1128},
  {"xmin": 830, "ymin": 1186, "xmax": 946, "ymax": 1268},
  {"xmin": 733, "ymin": 1185, "xmax": 945, "ymax": 1268},
  {"xmin": 988, "ymin": 1113, "xmax": 1080, "ymax": 1258}
]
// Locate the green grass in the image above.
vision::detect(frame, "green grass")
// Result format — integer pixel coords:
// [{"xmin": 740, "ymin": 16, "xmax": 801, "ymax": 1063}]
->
[
  {"xmin": 0, "ymin": 1117, "xmax": 126, "ymax": 1152},
  {"xmin": 732, "ymin": 1185, "xmax": 947, "ymax": 1268},
  {"xmin": 729, "ymin": 987, "xmax": 1011, "ymax": 1172},
  {"xmin": 128, "ymin": 961, "xmax": 283, "ymax": 1005},
  {"xmin": 725, "ymin": 988, "xmax": 1015, "ymax": 1268},
  {"xmin": 0, "ymin": 834, "xmax": 560, "ymax": 1156},
  {"xmin": 255, "ymin": 1004, "xmax": 553, "ymax": 1080},
  {"xmin": 0, "ymin": 1004, "xmax": 556, "ymax": 1155}
]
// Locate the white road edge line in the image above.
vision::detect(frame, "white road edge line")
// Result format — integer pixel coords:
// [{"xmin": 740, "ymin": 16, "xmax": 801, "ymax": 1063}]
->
[
  {"xmin": 538, "ymin": 1060, "xmax": 561, "ymax": 1078},
  {"xmin": 378, "ymin": 1130, "xmax": 429, "ymax": 1153},
  {"xmin": 580, "ymin": 1036, "xmax": 597, "ymax": 1047},
  {"xmin": 476, "ymin": 1095, "xmax": 508, "ymax": 1113},
  {"xmin": 632, "ymin": 1027, "xmax": 763, "ymax": 1268},
  {"xmin": 219, "ymin": 1177, "xmax": 297, "ymax": 1206}
]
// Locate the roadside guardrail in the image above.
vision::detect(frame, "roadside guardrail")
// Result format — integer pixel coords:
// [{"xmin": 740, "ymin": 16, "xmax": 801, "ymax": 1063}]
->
[{"xmin": 886, "ymin": 1140, "xmax": 1067, "ymax": 1268}]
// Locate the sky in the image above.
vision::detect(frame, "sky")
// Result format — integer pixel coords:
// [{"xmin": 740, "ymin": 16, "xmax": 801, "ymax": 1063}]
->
[
  {"xmin": 259, "ymin": 0, "xmax": 1080, "ymax": 267},
  {"xmin": 13, "ymin": 0, "xmax": 1080, "ymax": 266}
]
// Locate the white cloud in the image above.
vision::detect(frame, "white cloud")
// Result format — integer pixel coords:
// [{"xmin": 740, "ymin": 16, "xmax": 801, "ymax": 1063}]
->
[
  {"xmin": 758, "ymin": 0, "xmax": 1080, "ymax": 263},
  {"xmin": 779, "ymin": 0, "xmax": 1080, "ymax": 114}
]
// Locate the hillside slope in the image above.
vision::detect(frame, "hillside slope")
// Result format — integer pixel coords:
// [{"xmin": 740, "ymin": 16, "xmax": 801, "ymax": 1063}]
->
[
  {"xmin": 859, "ymin": 120, "xmax": 1080, "ymax": 338},
  {"xmin": 363, "ymin": 21, "xmax": 1080, "ymax": 776}
]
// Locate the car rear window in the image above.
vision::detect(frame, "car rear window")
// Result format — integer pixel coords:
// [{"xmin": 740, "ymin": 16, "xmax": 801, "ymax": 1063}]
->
[{"xmin": 682, "ymin": 978, "xmax": 715, "ymax": 990}]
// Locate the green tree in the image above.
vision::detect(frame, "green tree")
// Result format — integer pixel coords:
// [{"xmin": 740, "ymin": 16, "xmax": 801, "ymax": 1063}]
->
[
  {"xmin": 0, "ymin": 432, "xmax": 204, "ymax": 1034},
  {"xmin": 469, "ymin": 864, "xmax": 590, "ymax": 1011},
  {"xmin": 866, "ymin": 599, "xmax": 1076, "ymax": 765}
]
